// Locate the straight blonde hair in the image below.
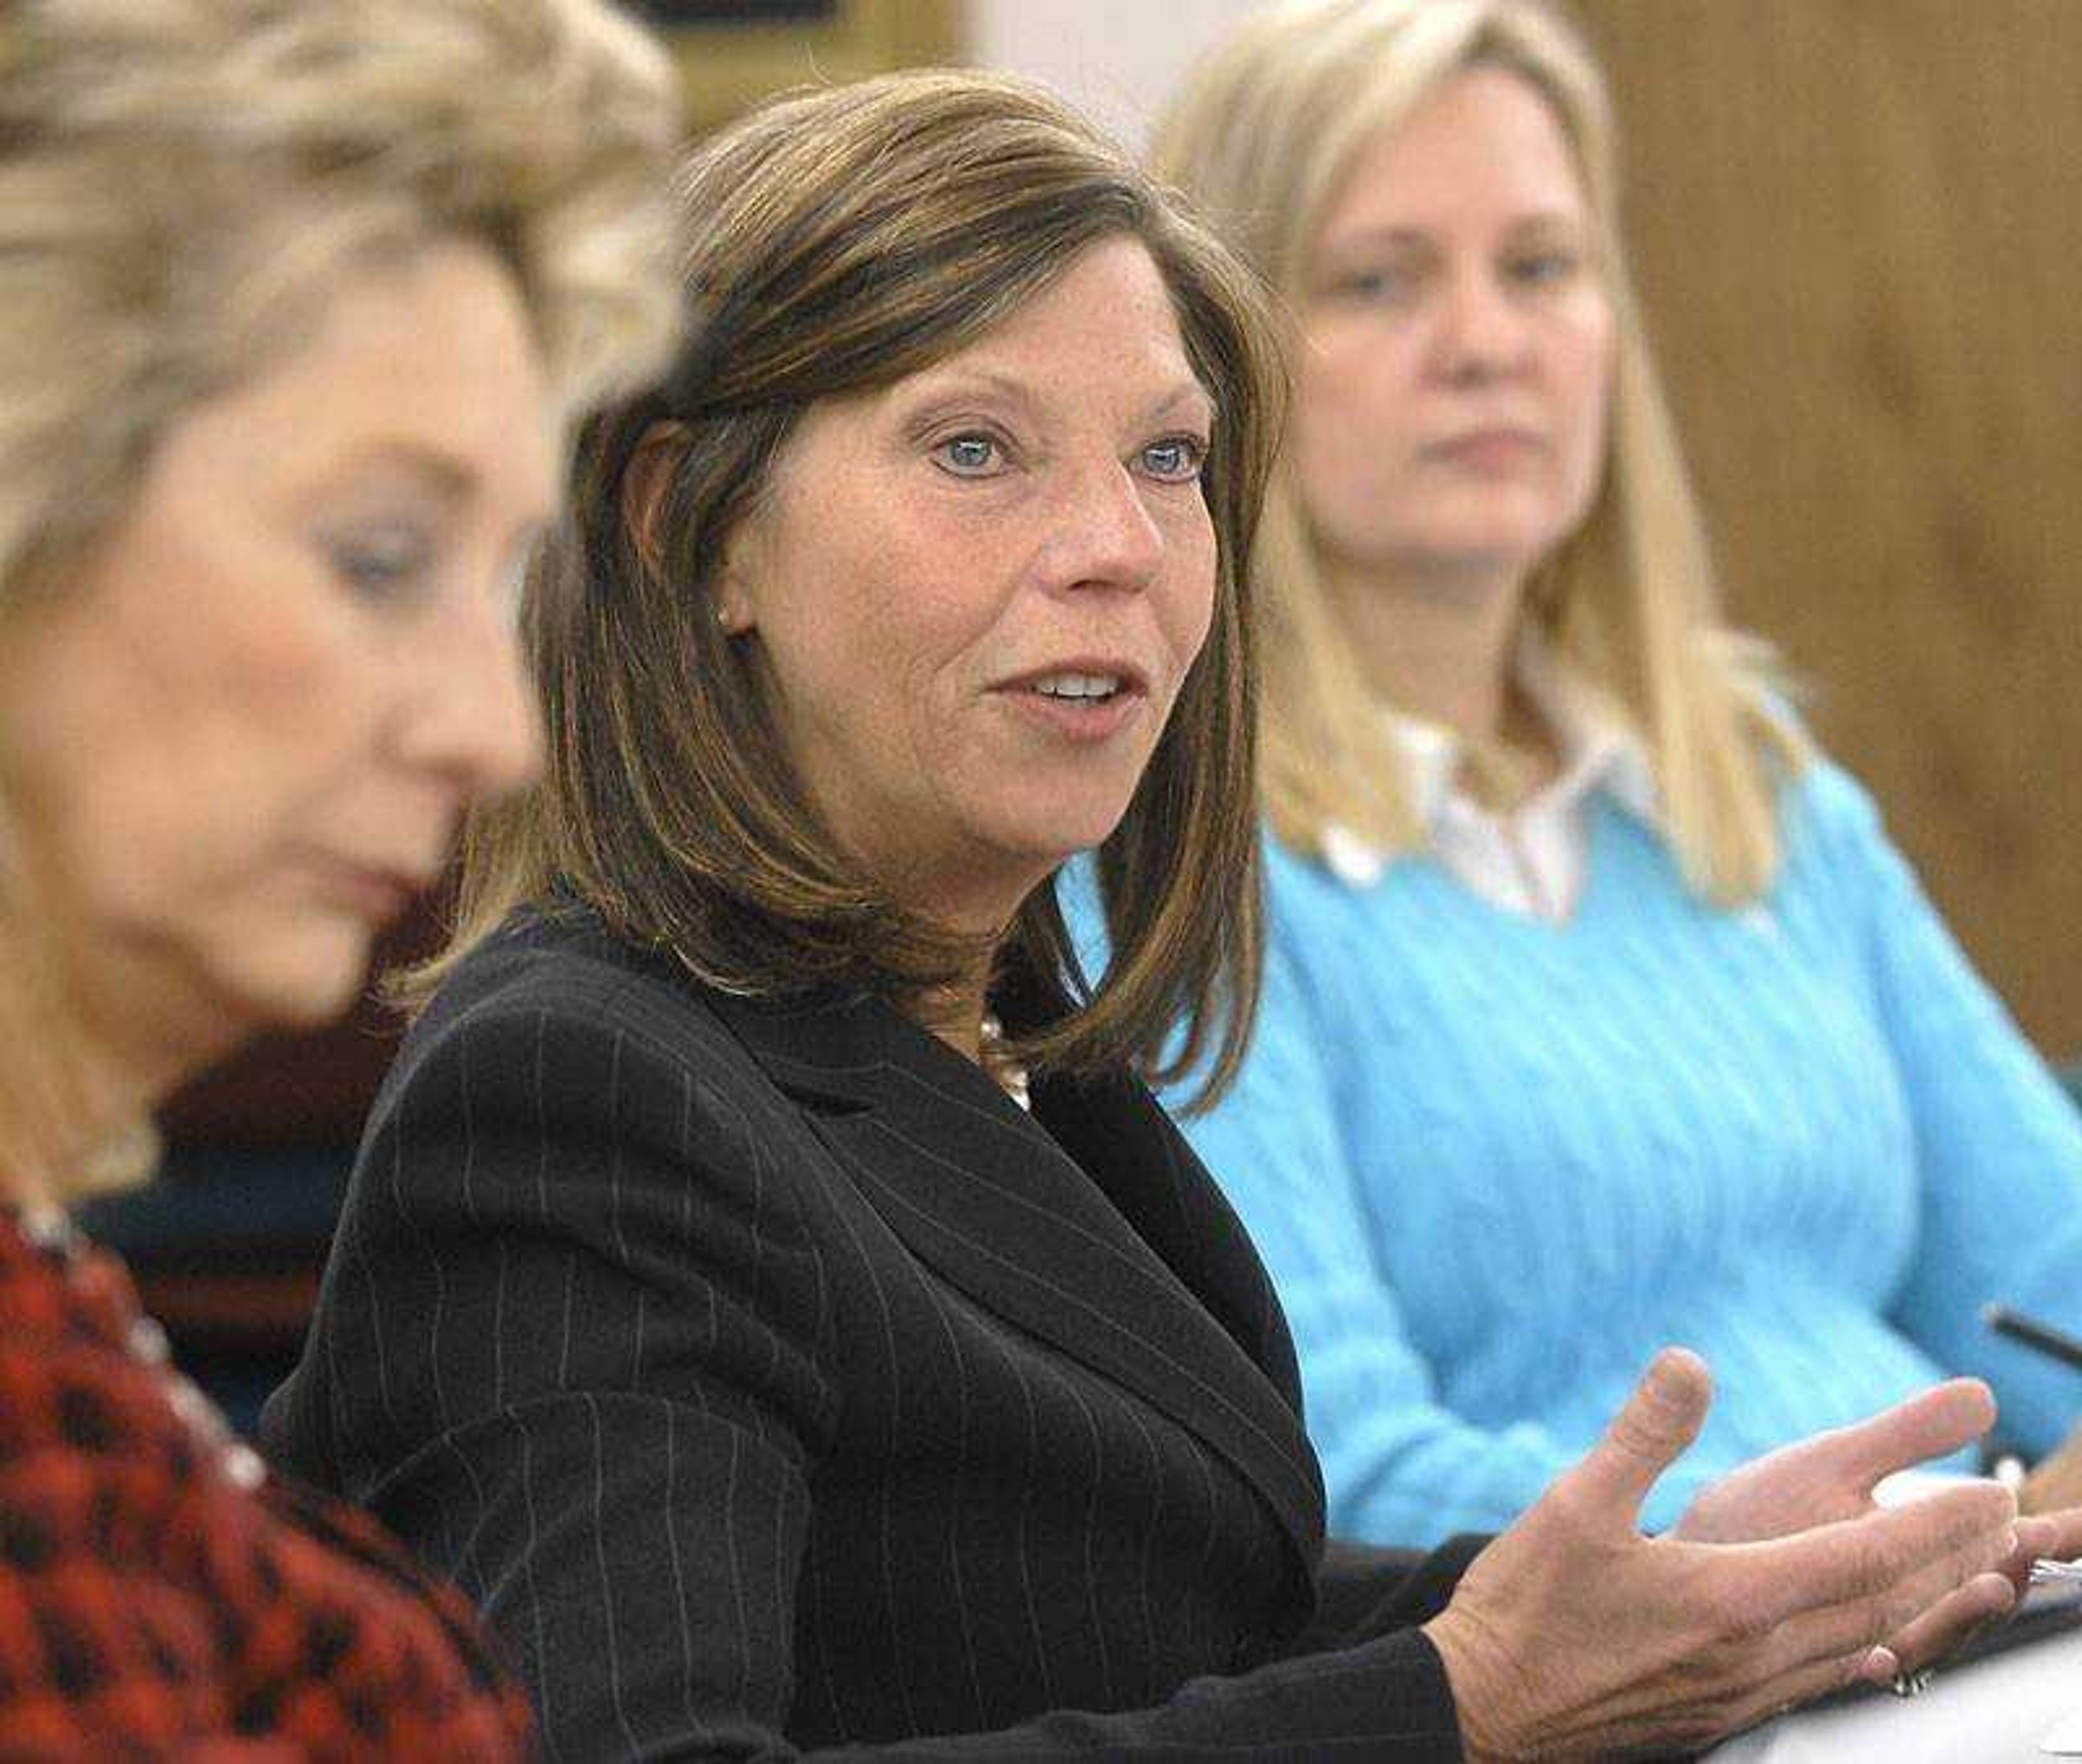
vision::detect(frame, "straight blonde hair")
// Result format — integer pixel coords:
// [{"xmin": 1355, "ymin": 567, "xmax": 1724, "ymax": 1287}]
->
[{"xmin": 1155, "ymin": 0, "xmax": 1803, "ymax": 904}]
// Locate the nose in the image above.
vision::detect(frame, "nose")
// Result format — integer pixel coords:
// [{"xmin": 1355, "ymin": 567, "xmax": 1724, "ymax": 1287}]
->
[
  {"xmin": 1431, "ymin": 266, "xmax": 1534, "ymax": 381},
  {"xmin": 394, "ymin": 580, "xmax": 544, "ymax": 802},
  {"xmin": 1042, "ymin": 455, "xmax": 1167, "ymax": 594}
]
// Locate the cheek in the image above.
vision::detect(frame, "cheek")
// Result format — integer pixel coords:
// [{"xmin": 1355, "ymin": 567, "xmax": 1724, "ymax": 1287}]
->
[
  {"xmin": 1295, "ymin": 334, "xmax": 1377, "ymax": 455},
  {"xmin": 124, "ymin": 504, "xmax": 368, "ymax": 756},
  {"xmin": 1294, "ymin": 331, "xmax": 1424, "ymax": 516},
  {"xmin": 764, "ymin": 546, "xmax": 958, "ymax": 776},
  {"xmin": 1568, "ymin": 376, "xmax": 1614, "ymax": 505},
  {"xmin": 103, "ymin": 614, "xmax": 382, "ymax": 926},
  {"xmin": 1178, "ymin": 532, "xmax": 1220, "ymax": 658},
  {"xmin": 1150, "ymin": 516, "xmax": 1219, "ymax": 687},
  {"xmin": 166, "ymin": 606, "xmax": 368, "ymax": 805},
  {"xmin": 1554, "ymin": 302, "xmax": 1617, "ymax": 459}
]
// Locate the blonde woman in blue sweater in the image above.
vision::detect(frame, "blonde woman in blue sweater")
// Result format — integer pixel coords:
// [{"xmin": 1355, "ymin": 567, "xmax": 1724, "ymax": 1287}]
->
[{"xmin": 1151, "ymin": 0, "xmax": 2082, "ymax": 1549}]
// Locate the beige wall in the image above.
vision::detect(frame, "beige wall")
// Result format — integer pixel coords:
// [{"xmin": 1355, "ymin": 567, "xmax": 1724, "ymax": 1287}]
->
[
  {"xmin": 968, "ymin": 1, "xmax": 1261, "ymax": 145},
  {"xmin": 1575, "ymin": 0, "xmax": 2082, "ymax": 1054}
]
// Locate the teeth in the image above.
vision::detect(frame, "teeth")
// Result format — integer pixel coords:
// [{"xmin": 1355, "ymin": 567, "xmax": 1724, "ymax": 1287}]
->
[{"xmin": 1032, "ymin": 673, "xmax": 1121, "ymax": 700}]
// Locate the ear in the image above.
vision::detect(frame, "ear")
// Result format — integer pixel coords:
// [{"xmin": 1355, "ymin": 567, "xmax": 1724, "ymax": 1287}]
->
[
  {"xmin": 621, "ymin": 418, "xmax": 758, "ymax": 636},
  {"xmin": 709, "ymin": 520, "xmax": 760, "ymax": 636},
  {"xmin": 620, "ymin": 419, "xmax": 686, "ymax": 581},
  {"xmin": 711, "ymin": 568, "xmax": 755, "ymax": 635}
]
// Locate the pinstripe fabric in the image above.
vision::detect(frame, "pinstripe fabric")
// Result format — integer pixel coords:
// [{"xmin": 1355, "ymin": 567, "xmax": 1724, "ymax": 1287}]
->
[{"xmin": 262, "ymin": 907, "xmax": 1475, "ymax": 1761}]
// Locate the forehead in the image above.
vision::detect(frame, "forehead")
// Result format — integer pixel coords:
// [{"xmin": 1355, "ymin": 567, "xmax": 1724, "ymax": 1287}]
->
[
  {"xmin": 189, "ymin": 241, "xmax": 558, "ymax": 518},
  {"xmin": 904, "ymin": 236, "xmax": 1209, "ymax": 409},
  {"xmin": 1320, "ymin": 66, "xmax": 1589, "ymax": 237}
]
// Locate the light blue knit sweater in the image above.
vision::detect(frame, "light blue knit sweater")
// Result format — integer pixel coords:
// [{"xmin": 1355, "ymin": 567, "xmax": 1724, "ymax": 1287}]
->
[{"xmin": 1132, "ymin": 761, "xmax": 2082, "ymax": 1547}]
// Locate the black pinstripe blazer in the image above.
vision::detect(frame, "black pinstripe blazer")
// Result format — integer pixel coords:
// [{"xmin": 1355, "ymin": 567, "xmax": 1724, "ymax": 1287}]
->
[{"xmin": 262, "ymin": 906, "xmax": 1480, "ymax": 1761}]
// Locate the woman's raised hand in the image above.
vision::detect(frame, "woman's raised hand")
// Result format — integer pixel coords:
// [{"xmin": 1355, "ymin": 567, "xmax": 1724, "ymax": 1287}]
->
[{"xmin": 1422, "ymin": 1349, "xmax": 2019, "ymax": 1760}]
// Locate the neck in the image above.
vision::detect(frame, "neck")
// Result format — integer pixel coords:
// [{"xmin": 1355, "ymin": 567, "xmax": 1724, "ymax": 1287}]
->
[
  {"xmin": 850, "ymin": 835, "xmax": 1048, "ymax": 1070},
  {"xmin": 1326, "ymin": 553, "xmax": 1530, "ymax": 741},
  {"xmin": 913, "ymin": 975, "xmax": 993, "ymax": 1066},
  {"xmin": 0, "ymin": 947, "xmax": 204, "ymax": 1209},
  {"xmin": 0, "ymin": 1034, "xmax": 150, "ymax": 1211}
]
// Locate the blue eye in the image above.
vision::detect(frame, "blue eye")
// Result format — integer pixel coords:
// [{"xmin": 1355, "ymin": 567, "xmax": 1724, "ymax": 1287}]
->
[
  {"xmin": 1332, "ymin": 266, "xmax": 1415, "ymax": 305},
  {"xmin": 328, "ymin": 526, "xmax": 432, "ymax": 602},
  {"xmin": 1509, "ymin": 251, "xmax": 1579, "ymax": 288},
  {"xmin": 1139, "ymin": 436, "xmax": 1207, "ymax": 483},
  {"xmin": 935, "ymin": 433, "xmax": 1005, "ymax": 477}
]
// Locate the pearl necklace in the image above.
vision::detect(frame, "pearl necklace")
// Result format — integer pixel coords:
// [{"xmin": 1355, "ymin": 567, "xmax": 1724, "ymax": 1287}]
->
[
  {"xmin": 977, "ymin": 1012, "xmax": 1032, "ymax": 1112},
  {"xmin": 12, "ymin": 1203, "xmax": 269, "ymax": 1492}
]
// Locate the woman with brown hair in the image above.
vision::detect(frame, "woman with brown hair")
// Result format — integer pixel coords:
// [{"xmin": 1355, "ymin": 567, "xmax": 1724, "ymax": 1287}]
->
[
  {"xmin": 0, "ymin": 0, "xmax": 680, "ymax": 1749},
  {"xmin": 269, "ymin": 66, "xmax": 2063, "ymax": 1763}
]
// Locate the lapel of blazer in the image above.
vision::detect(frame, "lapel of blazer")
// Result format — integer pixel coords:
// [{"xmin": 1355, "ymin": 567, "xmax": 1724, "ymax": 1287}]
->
[{"xmin": 703, "ymin": 984, "xmax": 1325, "ymax": 1582}]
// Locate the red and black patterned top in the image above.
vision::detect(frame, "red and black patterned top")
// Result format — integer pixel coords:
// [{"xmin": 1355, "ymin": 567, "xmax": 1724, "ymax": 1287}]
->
[{"xmin": 0, "ymin": 1205, "xmax": 533, "ymax": 1759}]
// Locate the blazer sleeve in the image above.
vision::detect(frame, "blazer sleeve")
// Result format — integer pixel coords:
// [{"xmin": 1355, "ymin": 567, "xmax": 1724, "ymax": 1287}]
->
[{"xmin": 298, "ymin": 972, "xmax": 1471, "ymax": 1762}]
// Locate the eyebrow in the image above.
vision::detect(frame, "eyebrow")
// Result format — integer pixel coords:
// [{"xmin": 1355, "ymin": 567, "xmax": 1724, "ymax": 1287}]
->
[
  {"xmin": 1145, "ymin": 381, "xmax": 1218, "ymax": 427},
  {"xmin": 335, "ymin": 441, "xmax": 480, "ymax": 505},
  {"xmin": 901, "ymin": 368, "xmax": 1216, "ymax": 429},
  {"xmin": 322, "ymin": 440, "xmax": 556, "ymax": 538},
  {"xmin": 1323, "ymin": 211, "xmax": 1588, "ymax": 252}
]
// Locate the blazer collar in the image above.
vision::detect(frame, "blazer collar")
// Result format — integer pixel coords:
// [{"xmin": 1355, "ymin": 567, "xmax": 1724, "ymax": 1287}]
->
[{"xmin": 704, "ymin": 984, "xmax": 1326, "ymax": 1598}]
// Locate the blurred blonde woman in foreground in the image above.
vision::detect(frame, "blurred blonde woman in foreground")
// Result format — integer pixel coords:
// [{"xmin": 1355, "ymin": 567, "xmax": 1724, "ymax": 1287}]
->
[
  {"xmin": 1151, "ymin": 0, "xmax": 2082, "ymax": 1550},
  {"xmin": 0, "ymin": 0, "xmax": 679, "ymax": 1749}
]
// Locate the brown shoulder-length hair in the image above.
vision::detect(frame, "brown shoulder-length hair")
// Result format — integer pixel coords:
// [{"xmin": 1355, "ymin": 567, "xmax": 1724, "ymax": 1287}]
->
[{"xmin": 416, "ymin": 69, "xmax": 1284, "ymax": 1107}]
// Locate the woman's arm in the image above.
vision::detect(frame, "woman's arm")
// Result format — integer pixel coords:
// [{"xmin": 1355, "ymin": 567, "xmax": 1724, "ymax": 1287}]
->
[
  {"xmin": 1803, "ymin": 764, "xmax": 2082, "ymax": 1455},
  {"xmin": 283, "ymin": 954, "xmax": 2037, "ymax": 1761},
  {"xmin": 292, "ymin": 968, "xmax": 1477, "ymax": 1762},
  {"xmin": 1184, "ymin": 932, "xmax": 1716, "ymax": 1543}
]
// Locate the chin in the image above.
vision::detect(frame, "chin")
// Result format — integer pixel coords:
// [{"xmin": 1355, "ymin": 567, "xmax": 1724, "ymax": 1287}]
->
[
  {"xmin": 214, "ymin": 929, "xmax": 378, "ymax": 1032},
  {"xmin": 1006, "ymin": 800, "xmax": 1140, "ymax": 868},
  {"xmin": 1437, "ymin": 499, "xmax": 1578, "ymax": 558}
]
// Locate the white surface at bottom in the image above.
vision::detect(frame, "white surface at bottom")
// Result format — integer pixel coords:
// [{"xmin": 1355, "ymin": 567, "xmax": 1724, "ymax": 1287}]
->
[{"xmin": 1705, "ymin": 1624, "xmax": 2082, "ymax": 1762}]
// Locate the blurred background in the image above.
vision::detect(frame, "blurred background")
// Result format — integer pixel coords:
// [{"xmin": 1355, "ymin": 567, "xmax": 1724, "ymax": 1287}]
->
[{"xmin": 117, "ymin": 0, "xmax": 2082, "ymax": 1422}]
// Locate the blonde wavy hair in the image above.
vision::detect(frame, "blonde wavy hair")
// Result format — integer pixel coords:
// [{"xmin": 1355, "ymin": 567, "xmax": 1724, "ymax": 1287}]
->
[
  {"xmin": 0, "ymin": 0, "xmax": 684, "ymax": 1195},
  {"xmin": 1154, "ymin": 0, "xmax": 1803, "ymax": 904}
]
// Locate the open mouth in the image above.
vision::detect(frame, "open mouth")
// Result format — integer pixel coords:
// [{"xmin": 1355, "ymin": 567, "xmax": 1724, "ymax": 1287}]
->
[{"xmin": 1027, "ymin": 672, "xmax": 1124, "ymax": 704}]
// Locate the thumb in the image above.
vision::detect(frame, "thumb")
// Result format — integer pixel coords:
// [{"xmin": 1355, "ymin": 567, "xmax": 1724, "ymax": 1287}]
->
[{"xmin": 1567, "ymin": 1347, "xmax": 1713, "ymax": 1529}]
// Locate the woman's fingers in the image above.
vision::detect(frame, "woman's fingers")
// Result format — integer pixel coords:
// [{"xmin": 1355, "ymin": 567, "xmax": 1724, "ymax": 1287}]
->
[
  {"xmin": 1674, "ymin": 1378, "xmax": 1997, "ymax": 1547},
  {"xmin": 1875, "ymin": 1570, "xmax": 2017, "ymax": 1677},
  {"xmin": 1724, "ymin": 1569, "xmax": 2016, "ymax": 1741},
  {"xmin": 2013, "ymin": 1505, "xmax": 2082, "ymax": 1572},
  {"xmin": 1427, "ymin": 1370, "xmax": 2021, "ymax": 1759},
  {"xmin": 1719, "ymin": 1644, "xmax": 1897, "ymax": 1742},
  {"xmin": 1758, "ymin": 1546, "xmax": 2015, "ymax": 1684},
  {"xmin": 1552, "ymin": 1347, "xmax": 1713, "ymax": 1532},
  {"xmin": 1738, "ymin": 1478, "xmax": 2014, "ymax": 1622},
  {"xmin": 1825, "ymin": 1379, "xmax": 1996, "ymax": 1491}
]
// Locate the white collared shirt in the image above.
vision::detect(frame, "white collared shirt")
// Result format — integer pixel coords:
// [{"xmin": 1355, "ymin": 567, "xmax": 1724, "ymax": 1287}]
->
[{"xmin": 1319, "ymin": 646, "xmax": 1660, "ymax": 923}]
